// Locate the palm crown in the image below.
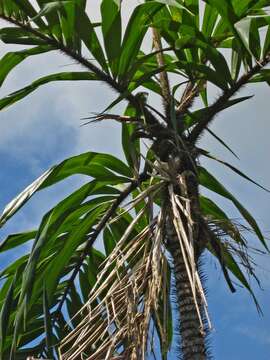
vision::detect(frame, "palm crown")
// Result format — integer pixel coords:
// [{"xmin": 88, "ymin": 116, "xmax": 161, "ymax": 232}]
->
[{"xmin": 0, "ymin": 1, "xmax": 269, "ymax": 359}]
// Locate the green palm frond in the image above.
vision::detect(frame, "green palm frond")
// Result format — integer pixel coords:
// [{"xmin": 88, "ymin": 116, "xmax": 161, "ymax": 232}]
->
[{"xmin": 0, "ymin": 0, "xmax": 269, "ymax": 359}]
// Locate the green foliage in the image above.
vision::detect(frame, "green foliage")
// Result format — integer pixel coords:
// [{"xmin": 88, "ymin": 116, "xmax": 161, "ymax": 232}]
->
[{"xmin": 0, "ymin": 0, "xmax": 269, "ymax": 358}]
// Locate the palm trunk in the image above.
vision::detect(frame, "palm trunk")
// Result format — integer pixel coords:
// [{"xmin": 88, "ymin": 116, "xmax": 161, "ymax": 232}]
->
[
  {"xmin": 166, "ymin": 228, "xmax": 207, "ymax": 360},
  {"xmin": 164, "ymin": 167, "xmax": 209, "ymax": 360}
]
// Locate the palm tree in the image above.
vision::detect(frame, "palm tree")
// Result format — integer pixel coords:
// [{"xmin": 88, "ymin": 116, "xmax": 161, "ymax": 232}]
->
[{"xmin": 0, "ymin": 0, "xmax": 269, "ymax": 359}]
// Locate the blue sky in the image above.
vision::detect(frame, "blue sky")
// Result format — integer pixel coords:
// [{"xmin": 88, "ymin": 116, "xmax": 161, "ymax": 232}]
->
[{"xmin": 1, "ymin": 1, "xmax": 270, "ymax": 359}]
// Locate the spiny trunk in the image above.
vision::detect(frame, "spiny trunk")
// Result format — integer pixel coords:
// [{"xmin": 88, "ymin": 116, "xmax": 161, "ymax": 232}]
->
[
  {"xmin": 166, "ymin": 223, "xmax": 207, "ymax": 360},
  {"xmin": 160, "ymin": 160, "xmax": 210, "ymax": 359}
]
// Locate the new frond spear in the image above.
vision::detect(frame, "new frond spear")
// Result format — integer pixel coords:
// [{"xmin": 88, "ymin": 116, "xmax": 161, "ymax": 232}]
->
[{"xmin": 0, "ymin": 0, "xmax": 269, "ymax": 359}]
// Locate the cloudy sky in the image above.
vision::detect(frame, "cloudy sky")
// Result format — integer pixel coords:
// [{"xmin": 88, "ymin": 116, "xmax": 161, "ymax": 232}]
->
[{"xmin": 0, "ymin": 1, "xmax": 270, "ymax": 359}]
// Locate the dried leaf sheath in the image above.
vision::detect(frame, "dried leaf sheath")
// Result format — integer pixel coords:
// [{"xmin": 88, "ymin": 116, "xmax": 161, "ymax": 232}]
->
[
  {"xmin": 59, "ymin": 208, "xmax": 171, "ymax": 360},
  {"xmin": 168, "ymin": 183, "xmax": 210, "ymax": 331},
  {"xmin": 163, "ymin": 169, "xmax": 211, "ymax": 359}
]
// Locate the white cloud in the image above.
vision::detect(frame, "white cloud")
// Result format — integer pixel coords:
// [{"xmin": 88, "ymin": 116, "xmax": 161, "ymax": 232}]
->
[{"xmin": 0, "ymin": 0, "xmax": 144, "ymax": 163}]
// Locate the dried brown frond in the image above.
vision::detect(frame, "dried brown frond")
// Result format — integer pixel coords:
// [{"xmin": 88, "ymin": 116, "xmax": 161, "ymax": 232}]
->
[
  {"xmin": 168, "ymin": 182, "xmax": 211, "ymax": 332},
  {"xmin": 59, "ymin": 205, "xmax": 171, "ymax": 360},
  {"xmin": 81, "ymin": 113, "xmax": 142, "ymax": 126},
  {"xmin": 207, "ymin": 217, "xmax": 265, "ymax": 288}
]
